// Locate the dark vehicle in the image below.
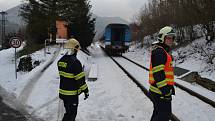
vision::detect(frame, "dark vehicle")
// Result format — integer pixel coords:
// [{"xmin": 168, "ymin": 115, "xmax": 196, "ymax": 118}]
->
[{"xmin": 103, "ymin": 23, "xmax": 131, "ymax": 55}]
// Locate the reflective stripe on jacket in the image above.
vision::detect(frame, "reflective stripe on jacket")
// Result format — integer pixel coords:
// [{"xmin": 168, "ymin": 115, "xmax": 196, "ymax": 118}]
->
[
  {"xmin": 57, "ymin": 55, "xmax": 88, "ymax": 100},
  {"xmin": 149, "ymin": 45, "xmax": 175, "ymax": 95}
]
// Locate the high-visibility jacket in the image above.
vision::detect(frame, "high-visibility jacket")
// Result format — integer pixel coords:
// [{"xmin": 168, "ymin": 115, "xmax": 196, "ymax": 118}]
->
[
  {"xmin": 57, "ymin": 54, "xmax": 88, "ymax": 100},
  {"xmin": 149, "ymin": 45, "xmax": 175, "ymax": 95}
]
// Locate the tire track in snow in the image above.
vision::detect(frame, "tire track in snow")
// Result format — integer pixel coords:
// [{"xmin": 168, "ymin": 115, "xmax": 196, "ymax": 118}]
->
[{"xmin": 30, "ymin": 97, "xmax": 58, "ymax": 115}]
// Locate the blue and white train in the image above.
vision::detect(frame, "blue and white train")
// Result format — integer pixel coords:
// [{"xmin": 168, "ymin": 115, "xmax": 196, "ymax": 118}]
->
[{"xmin": 103, "ymin": 23, "xmax": 131, "ymax": 55}]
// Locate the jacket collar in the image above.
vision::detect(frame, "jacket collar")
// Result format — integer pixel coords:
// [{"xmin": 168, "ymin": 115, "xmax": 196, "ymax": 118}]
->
[{"xmin": 156, "ymin": 43, "xmax": 170, "ymax": 52}]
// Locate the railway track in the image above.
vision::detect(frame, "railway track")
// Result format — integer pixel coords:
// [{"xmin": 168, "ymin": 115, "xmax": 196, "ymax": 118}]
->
[
  {"xmin": 110, "ymin": 56, "xmax": 180, "ymax": 121},
  {"xmin": 101, "ymin": 45, "xmax": 215, "ymax": 121},
  {"xmin": 100, "ymin": 46, "xmax": 180, "ymax": 121},
  {"xmin": 121, "ymin": 55, "xmax": 215, "ymax": 108}
]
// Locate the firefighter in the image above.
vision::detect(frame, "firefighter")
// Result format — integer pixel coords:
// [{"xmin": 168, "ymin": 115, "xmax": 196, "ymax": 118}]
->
[
  {"xmin": 57, "ymin": 38, "xmax": 89, "ymax": 121},
  {"xmin": 149, "ymin": 26, "xmax": 176, "ymax": 121}
]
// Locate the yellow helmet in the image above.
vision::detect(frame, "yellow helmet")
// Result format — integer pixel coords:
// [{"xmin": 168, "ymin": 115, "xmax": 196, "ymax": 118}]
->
[{"xmin": 64, "ymin": 38, "xmax": 81, "ymax": 51}]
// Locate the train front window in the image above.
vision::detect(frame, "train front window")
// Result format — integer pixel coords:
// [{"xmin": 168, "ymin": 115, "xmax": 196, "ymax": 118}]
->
[{"xmin": 111, "ymin": 27, "xmax": 125, "ymax": 45}]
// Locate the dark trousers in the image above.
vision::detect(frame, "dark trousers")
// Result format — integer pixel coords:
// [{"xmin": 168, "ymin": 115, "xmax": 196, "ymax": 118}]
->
[
  {"xmin": 150, "ymin": 93, "xmax": 172, "ymax": 121},
  {"xmin": 62, "ymin": 99, "xmax": 78, "ymax": 121}
]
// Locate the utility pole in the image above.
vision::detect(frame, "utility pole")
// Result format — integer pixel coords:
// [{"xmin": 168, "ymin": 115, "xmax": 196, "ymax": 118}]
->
[{"xmin": 0, "ymin": 11, "xmax": 7, "ymax": 49}]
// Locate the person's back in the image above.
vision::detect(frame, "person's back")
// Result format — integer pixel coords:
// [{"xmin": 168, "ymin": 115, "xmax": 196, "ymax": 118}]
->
[
  {"xmin": 58, "ymin": 54, "xmax": 85, "ymax": 100},
  {"xmin": 57, "ymin": 38, "xmax": 89, "ymax": 121}
]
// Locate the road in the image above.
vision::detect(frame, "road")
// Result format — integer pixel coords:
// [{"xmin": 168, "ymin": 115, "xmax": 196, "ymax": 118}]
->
[{"xmin": 0, "ymin": 96, "xmax": 27, "ymax": 121}]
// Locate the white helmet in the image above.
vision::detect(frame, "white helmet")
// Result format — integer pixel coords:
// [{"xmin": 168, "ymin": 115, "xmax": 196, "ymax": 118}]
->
[
  {"xmin": 64, "ymin": 38, "xmax": 81, "ymax": 51},
  {"xmin": 157, "ymin": 26, "xmax": 176, "ymax": 43}
]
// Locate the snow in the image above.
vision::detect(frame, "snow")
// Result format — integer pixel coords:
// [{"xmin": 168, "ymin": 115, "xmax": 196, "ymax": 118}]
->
[
  {"xmin": 88, "ymin": 63, "xmax": 98, "ymax": 80},
  {"xmin": 173, "ymin": 38, "xmax": 215, "ymax": 81},
  {"xmin": 77, "ymin": 48, "xmax": 152, "ymax": 121},
  {"xmin": 0, "ymin": 38, "xmax": 215, "ymax": 121}
]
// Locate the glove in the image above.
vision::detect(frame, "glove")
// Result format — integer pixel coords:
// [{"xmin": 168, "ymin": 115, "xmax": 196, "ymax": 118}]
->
[
  {"xmin": 84, "ymin": 92, "xmax": 89, "ymax": 100},
  {"xmin": 160, "ymin": 87, "xmax": 173, "ymax": 100}
]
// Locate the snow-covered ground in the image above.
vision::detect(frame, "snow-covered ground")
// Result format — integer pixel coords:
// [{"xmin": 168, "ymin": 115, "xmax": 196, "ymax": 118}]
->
[
  {"xmin": 0, "ymin": 37, "xmax": 215, "ymax": 121},
  {"xmin": 0, "ymin": 45, "xmax": 58, "ymax": 97}
]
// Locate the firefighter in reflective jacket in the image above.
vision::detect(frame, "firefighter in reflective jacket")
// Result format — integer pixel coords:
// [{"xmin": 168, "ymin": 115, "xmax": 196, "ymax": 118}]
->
[
  {"xmin": 149, "ymin": 26, "xmax": 176, "ymax": 121},
  {"xmin": 57, "ymin": 38, "xmax": 89, "ymax": 121}
]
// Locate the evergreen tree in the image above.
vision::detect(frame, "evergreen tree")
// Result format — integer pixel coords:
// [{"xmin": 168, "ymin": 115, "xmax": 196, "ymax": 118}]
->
[
  {"xmin": 21, "ymin": 0, "xmax": 95, "ymax": 49},
  {"xmin": 39, "ymin": 0, "xmax": 59, "ymax": 41},
  {"xmin": 59, "ymin": 0, "xmax": 96, "ymax": 49},
  {"xmin": 20, "ymin": 0, "xmax": 59, "ymax": 44}
]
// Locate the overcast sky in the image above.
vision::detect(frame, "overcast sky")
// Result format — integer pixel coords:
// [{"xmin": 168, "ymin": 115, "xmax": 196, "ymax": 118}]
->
[{"xmin": 0, "ymin": 0, "xmax": 147, "ymax": 22}]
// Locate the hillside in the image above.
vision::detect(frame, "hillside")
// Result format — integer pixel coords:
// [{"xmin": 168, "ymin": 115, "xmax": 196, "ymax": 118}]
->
[
  {"xmin": 6, "ymin": 4, "xmax": 24, "ymax": 25},
  {"xmin": 0, "ymin": 4, "xmax": 24, "ymax": 44}
]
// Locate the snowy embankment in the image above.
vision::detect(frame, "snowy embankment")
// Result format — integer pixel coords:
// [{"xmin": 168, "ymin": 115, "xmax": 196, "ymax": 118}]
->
[
  {"xmin": 0, "ymin": 45, "xmax": 60, "ymax": 119},
  {"xmin": 125, "ymin": 37, "xmax": 215, "ymax": 81},
  {"xmin": 123, "ymin": 37, "xmax": 215, "ymax": 102},
  {"xmin": 0, "ymin": 46, "xmax": 58, "ymax": 97},
  {"xmin": 173, "ymin": 38, "xmax": 215, "ymax": 81}
]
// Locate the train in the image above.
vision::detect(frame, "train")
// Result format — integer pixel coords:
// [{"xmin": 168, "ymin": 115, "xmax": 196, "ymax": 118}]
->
[{"xmin": 103, "ymin": 23, "xmax": 131, "ymax": 55}]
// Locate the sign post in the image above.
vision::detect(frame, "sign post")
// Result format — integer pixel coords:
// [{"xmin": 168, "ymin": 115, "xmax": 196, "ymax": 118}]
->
[{"xmin": 9, "ymin": 37, "xmax": 22, "ymax": 79}]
